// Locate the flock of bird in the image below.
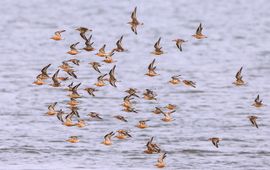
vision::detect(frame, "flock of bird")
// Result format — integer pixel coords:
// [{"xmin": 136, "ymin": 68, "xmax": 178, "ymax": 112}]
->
[{"xmin": 33, "ymin": 7, "xmax": 265, "ymax": 168}]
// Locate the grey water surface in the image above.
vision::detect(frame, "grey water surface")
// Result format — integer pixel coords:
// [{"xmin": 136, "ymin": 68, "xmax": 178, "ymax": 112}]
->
[{"xmin": 0, "ymin": 0, "xmax": 270, "ymax": 169}]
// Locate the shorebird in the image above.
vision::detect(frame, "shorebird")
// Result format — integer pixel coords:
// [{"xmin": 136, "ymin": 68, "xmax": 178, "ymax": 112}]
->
[
  {"xmin": 155, "ymin": 152, "xmax": 167, "ymax": 168},
  {"xmin": 76, "ymin": 27, "xmax": 91, "ymax": 39},
  {"xmin": 172, "ymin": 39, "xmax": 187, "ymax": 51},
  {"xmin": 208, "ymin": 137, "xmax": 222, "ymax": 148},
  {"xmin": 89, "ymin": 62, "xmax": 102, "ymax": 73},
  {"xmin": 50, "ymin": 30, "xmax": 65, "ymax": 41},
  {"xmin": 143, "ymin": 89, "xmax": 157, "ymax": 100},
  {"xmin": 96, "ymin": 44, "xmax": 107, "ymax": 57},
  {"xmin": 183, "ymin": 80, "xmax": 196, "ymax": 88},
  {"xmin": 136, "ymin": 120, "xmax": 149, "ymax": 129},
  {"xmin": 39, "ymin": 64, "xmax": 51, "ymax": 79},
  {"xmin": 103, "ymin": 50, "xmax": 116, "ymax": 63},
  {"xmin": 123, "ymin": 106, "xmax": 138, "ymax": 113},
  {"xmin": 68, "ymin": 83, "xmax": 81, "ymax": 98},
  {"xmin": 252, "ymin": 95, "xmax": 263, "ymax": 108},
  {"xmin": 152, "ymin": 107, "xmax": 164, "ymax": 114},
  {"xmin": 125, "ymin": 88, "xmax": 139, "ymax": 98},
  {"xmin": 233, "ymin": 67, "xmax": 245, "ymax": 86},
  {"xmin": 33, "ymin": 75, "xmax": 46, "ymax": 85},
  {"xmin": 114, "ymin": 115, "xmax": 128, "ymax": 122},
  {"xmin": 66, "ymin": 69, "xmax": 77, "ymax": 79},
  {"xmin": 67, "ymin": 42, "xmax": 80, "ymax": 55},
  {"xmin": 66, "ymin": 136, "xmax": 79, "ymax": 143},
  {"xmin": 151, "ymin": 37, "xmax": 164, "ymax": 55},
  {"xmin": 88, "ymin": 112, "xmax": 103, "ymax": 120},
  {"xmin": 67, "ymin": 98, "xmax": 79, "ymax": 107},
  {"xmin": 57, "ymin": 109, "xmax": 79, "ymax": 127},
  {"xmin": 95, "ymin": 74, "xmax": 107, "ymax": 87},
  {"xmin": 144, "ymin": 137, "xmax": 161, "ymax": 154},
  {"xmin": 47, "ymin": 102, "xmax": 58, "ymax": 115},
  {"xmin": 192, "ymin": 23, "xmax": 207, "ymax": 39},
  {"xmin": 108, "ymin": 65, "xmax": 117, "ymax": 87},
  {"xmin": 102, "ymin": 132, "xmax": 115, "ymax": 145},
  {"xmin": 115, "ymin": 129, "xmax": 132, "ymax": 139},
  {"xmin": 128, "ymin": 7, "xmax": 143, "ymax": 34},
  {"xmin": 76, "ymin": 119, "xmax": 86, "ymax": 128},
  {"xmin": 50, "ymin": 69, "xmax": 61, "ymax": 87},
  {"xmin": 165, "ymin": 104, "xmax": 176, "ymax": 110},
  {"xmin": 169, "ymin": 75, "xmax": 181, "ymax": 85},
  {"xmin": 248, "ymin": 116, "xmax": 259, "ymax": 128},
  {"xmin": 33, "ymin": 64, "xmax": 52, "ymax": 85},
  {"xmin": 145, "ymin": 59, "xmax": 159, "ymax": 77},
  {"xmin": 82, "ymin": 34, "xmax": 95, "ymax": 51},
  {"xmin": 114, "ymin": 35, "xmax": 126, "ymax": 52},
  {"xmin": 122, "ymin": 95, "xmax": 135, "ymax": 108},
  {"xmin": 84, "ymin": 87, "xmax": 97, "ymax": 97},
  {"xmin": 161, "ymin": 110, "xmax": 175, "ymax": 122},
  {"xmin": 67, "ymin": 59, "xmax": 80, "ymax": 66},
  {"xmin": 59, "ymin": 61, "xmax": 72, "ymax": 71}
]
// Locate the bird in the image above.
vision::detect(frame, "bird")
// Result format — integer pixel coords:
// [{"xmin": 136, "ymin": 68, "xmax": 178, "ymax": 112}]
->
[
  {"xmin": 67, "ymin": 42, "xmax": 80, "ymax": 55},
  {"xmin": 76, "ymin": 27, "xmax": 91, "ymax": 39},
  {"xmin": 128, "ymin": 7, "xmax": 143, "ymax": 34},
  {"xmin": 143, "ymin": 89, "xmax": 157, "ymax": 100},
  {"xmin": 50, "ymin": 69, "xmax": 61, "ymax": 87},
  {"xmin": 169, "ymin": 75, "xmax": 181, "ymax": 85},
  {"xmin": 145, "ymin": 59, "xmax": 159, "ymax": 77},
  {"xmin": 39, "ymin": 64, "xmax": 51, "ymax": 80},
  {"xmin": 88, "ymin": 112, "xmax": 103, "ymax": 120},
  {"xmin": 65, "ymin": 69, "xmax": 78, "ymax": 79},
  {"xmin": 47, "ymin": 102, "xmax": 58, "ymax": 115},
  {"xmin": 76, "ymin": 119, "xmax": 86, "ymax": 128},
  {"xmin": 108, "ymin": 65, "xmax": 117, "ymax": 87},
  {"xmin": 183, "ymin": 80, "xmax": 196, "ymax": 88},
  {"xmin": 50, "ymin": 30, "xmax": 65, "ymax": 41},
  {"xmin": 66, "ymin": 136, "xmax": 79, "ymax": 143},
  {"xmin": 151, "ymin": 37, "xmax": 164, "ymax": 55},
  {"xmin": 33, "ymin": 75, "xmax": 46, "ymax": 85},
  {"xmin": 67, "ymin": 98, "xmax": 79, "ymax": 107},
  {"xmin": 125, "ymin": 88, "xmax": 139, "ymax": 98},
  {"xmin": 96, "ymin": 44, "xmax": 107, "ymax": 57},
  {"xmin": 233, "ymin": 67, "xmax": 245, "ymax": 86},
  {"xmin": 155, "ymin": 152, "xmax": 167, "ymax": 168},
  {"xmin": 136, "ymin": 120, "xmax": 149, "ymax": 129},
  {"xmin": 57, "ymin": 110, "xmax": 75, "ymax": 127},
  {"xmin": 89, "ymin": 62, "xmax": 102, "ymax": 73},
  {"xmin": 122, "ymin": 95, "xmax": 134, "ymax": 108},
  {"xmin": 208, "ymin": 137, "xmax": 222, "ymax": 148},
  {"xmin": 192, "ymin": 23, "xmax": 207, "ymax": 39},
  {"xmin": 165, "ymin": 104, "xmax": 176, "ymax": 110},
  {"xmin": 114, "ymin": 35, "xmax": 126, "ymax": 52},
  {"xmin": 67, "ymin": 59, "xmax": 80, "ymax": 66},
  {"xmin": 161, "ymin": 110, "xmax": 175, "ymax": 122},
  {"xmin": 248, "ymin": 116, "xmax": 259, "ymax": 128},
  {"xmin": 68, "ymin": 83, "xmax": 81, "ymax": 98},
  {"xmin": 115, "ymin": 129, "xmax": 132, "ymax": 139},
  {"xmin": 82, "ymin": 34, "xmax": 95, "ymax": 51},
  {"xmin": 114, "ymin": 115, "xmax": 128, "ymax": 122},
  {"xmin": 95, "ymin": 74, "xmax": 107, "ymax": 87},
  {"xmin": 59, "ymin": 61, "xmax": 73, "ymax": 71},
  {"xmin": 123, "ymin": 106, "xmax": 138, "ymax": 113},
  {"xmin": 152, "ymin": 107, "xmax": 164, "ymax": 114},
  {"xmin": 103, "ymin": 50, "xmax": 116, "ymax": 63},
  {"xmin": 172, "ymin": 39, "xmax": 187, "ymax": 51},
  {"xmin": 102, "ymin": 131, "xmax": 115, "ymax": 145},
  {"xmin": 84, "ymin": 87, "xmax": 98, "ymax": 97},
  {"xmin": 144, "ymin": 137, "xmax": 161, "ymax": 154},
  {"xmin": 252, "ymin": 95, "xmax": 263, "ymax": 108}
]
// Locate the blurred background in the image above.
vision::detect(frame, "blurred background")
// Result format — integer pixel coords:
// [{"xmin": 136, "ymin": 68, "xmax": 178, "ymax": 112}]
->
[{"xmin": 0, "ymin": 0, "xmax": 270, "ymax": 169}]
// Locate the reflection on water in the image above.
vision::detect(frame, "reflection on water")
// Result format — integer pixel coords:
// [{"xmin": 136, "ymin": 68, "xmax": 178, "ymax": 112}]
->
[{"xmin": 1, "ymin": 0, "xmax": 270, "ymax": 169}]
